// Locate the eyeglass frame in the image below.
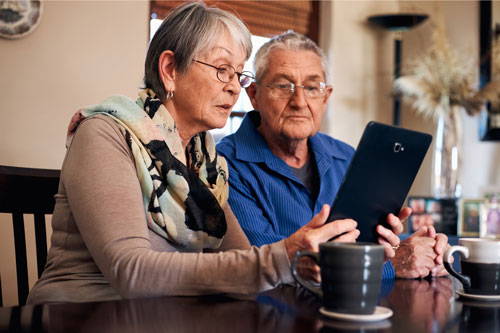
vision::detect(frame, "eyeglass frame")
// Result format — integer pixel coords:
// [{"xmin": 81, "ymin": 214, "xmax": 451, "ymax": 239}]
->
[
  {"xmin": 193, "ymin": 59, "xmax": 255, "ymax": 88},
  {"xmin": 257, "ymin": 81, "xmax": 330, "ymax": 99}
]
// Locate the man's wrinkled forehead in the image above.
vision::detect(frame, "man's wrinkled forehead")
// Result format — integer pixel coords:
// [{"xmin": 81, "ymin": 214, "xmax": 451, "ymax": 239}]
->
[
  {"xmin": 268, "ymin": 72, "xmax": 323, "ymax": 83},
  {"xmin": 260, "ymin": 49, "xmax": 326, "ymax": 82}
]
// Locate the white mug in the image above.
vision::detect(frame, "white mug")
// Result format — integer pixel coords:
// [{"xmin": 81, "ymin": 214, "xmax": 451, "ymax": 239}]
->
[{"xmin": 444, "ymin": 238, "xmax": 500, "ymax": 295}]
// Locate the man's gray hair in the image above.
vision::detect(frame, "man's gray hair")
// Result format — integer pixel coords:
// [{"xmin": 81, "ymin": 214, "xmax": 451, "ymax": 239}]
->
[
  {"xmin": 144, "ymin": 2, "xmax": 252, "ymax": 101},
  {"xmin": 254, "ymin": 31, "xmax": 328, "ymax": 83}
]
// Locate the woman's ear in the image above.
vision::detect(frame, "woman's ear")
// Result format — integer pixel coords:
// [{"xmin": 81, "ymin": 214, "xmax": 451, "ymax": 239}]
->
[{"xmin": 158, "ymin": 50, "xmax": 176, "ymax": 93}]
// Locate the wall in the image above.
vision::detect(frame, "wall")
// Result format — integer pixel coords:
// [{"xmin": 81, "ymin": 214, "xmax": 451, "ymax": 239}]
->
[
  {"xmin": 0, "ymin": 1, "xmax": 149, "ymax": 169},
  {"xmin": 320, "ymin": 0, "xmax": 499, "ymax": 198},
  {"xmin": 320, "ymin": 0, "xmax": 397, "ymax": 146},
  {"xmin": 0, "ymin": 0, "xmax": 149, "ymax": 306}
]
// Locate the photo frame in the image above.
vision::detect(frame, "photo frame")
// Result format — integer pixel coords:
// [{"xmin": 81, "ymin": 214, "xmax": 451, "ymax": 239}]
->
[
  {"xmin": 480, "ymin": 195, "xmax": 500, "ymax": 239},
  {"xmin": 407, "ymin": 197, "xmax": 458, "ymax": 235},
  {"xmin": 458, "ymin": 199, "xmax": 484, "ymax": 237}
]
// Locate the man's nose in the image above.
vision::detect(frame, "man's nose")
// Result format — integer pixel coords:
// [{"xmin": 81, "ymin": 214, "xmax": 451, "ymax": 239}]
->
[{"xmin": 289, "ymin": 86, "xmax": 307, "ymax": 109}]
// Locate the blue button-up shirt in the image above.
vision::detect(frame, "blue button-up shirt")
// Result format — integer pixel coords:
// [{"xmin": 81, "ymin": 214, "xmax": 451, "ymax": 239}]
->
[{"xmin": 217, "ymin": 111, "xmax": 395, "ymax": 279}]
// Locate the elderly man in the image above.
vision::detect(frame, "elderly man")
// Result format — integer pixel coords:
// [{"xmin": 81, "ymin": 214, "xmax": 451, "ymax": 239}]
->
[{"xmin": 217, "ymin": 31, "xmax": 448, "ymax": 279}]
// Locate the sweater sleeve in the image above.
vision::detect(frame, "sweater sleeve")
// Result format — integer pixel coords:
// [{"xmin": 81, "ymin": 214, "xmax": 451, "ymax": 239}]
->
[
  {"xmin": 217, "ymin": 203, "xmax": 252, "ymax": 251},
  {"xmin": 222, "ymin": 156, "xmax": 288, "ymax": 246},
  {"xmin": 63, "ymin": 116, "xmax": 293, "ymax": 299}
]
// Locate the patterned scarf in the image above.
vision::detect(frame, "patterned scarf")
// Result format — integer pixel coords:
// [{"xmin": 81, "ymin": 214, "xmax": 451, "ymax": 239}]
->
[{"xmin": 66, "ymin": 89, "xmax": 228, "ymax": 250}]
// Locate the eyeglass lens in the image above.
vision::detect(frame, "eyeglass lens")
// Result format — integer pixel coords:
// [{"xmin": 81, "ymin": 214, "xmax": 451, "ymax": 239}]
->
[
  {"xmin": 238, "ymin": 74, "xmax": 253, "ymax": 88},
  {"xmin": 216, "ymin": 65, "xmax": 253, "ymax": 88},
  {"xmin": 193, "ymin": 60, "xmax": 254, "ymax": 88},
  {"xmin": 269, "ymin": 82, "xmax": 326, "ymax": 98}
]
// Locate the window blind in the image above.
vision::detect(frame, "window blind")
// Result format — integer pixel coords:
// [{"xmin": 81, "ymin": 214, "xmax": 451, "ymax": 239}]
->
[{"xmin": 150, "ymin": 1, "xmax": 319, "ymax": 42}]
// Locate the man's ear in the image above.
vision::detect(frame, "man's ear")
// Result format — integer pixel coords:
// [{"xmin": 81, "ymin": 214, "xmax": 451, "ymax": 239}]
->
[
  {"xmin": 246, "ymin": 82, "xmax": 259, "ymax": 109},
  {"xmin": 322, "ymin": 85, "xmax": 333, "ymax": 104},
  {"xmin": 158, "ymin": 50, "xmax": 176, "ymax": 93}
]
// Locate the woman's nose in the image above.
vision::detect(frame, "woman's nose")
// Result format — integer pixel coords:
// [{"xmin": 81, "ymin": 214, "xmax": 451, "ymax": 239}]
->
[{"xmin": 224, "ymin": 74, "xmax": 241, "ymax": 95}]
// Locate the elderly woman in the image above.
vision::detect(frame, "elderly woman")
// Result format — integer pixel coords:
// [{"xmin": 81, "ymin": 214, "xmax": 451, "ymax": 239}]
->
[{"xmin": 27, "ymin": 3, "xmax": 398, "ymax": 304}]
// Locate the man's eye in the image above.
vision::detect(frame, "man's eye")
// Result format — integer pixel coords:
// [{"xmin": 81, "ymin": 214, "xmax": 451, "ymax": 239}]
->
[
  {"xmin": 275, "ymin": 83, "xmax": 291, "ymax": 89},
  {"xmin": 218, "ymin": 67, "xmax": 229, "ymax": 74},
  {"xmin": 305, "ymin": 86, "xmax": 319, "ymax": 92}
]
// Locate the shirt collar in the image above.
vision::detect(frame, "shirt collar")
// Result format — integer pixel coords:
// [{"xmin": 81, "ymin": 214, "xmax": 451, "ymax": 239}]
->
[
  {"xmin": 233, "ymin": 111, "xmax": 275, "ymax": 162},
  {"xmin": 309, "ymin": 129, "xmax": 350, "ymax": 161}
]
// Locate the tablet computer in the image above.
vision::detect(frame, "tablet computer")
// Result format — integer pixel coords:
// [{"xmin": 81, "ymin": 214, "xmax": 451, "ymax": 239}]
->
[{"xmin": 327, "ymin": 121, "xmax": 432, "ymax": 242}]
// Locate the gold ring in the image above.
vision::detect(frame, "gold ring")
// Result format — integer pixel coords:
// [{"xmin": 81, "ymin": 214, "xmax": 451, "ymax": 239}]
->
[{"xmin": 392, "ymin": 245, "xmax": 400, "ymax": 251}]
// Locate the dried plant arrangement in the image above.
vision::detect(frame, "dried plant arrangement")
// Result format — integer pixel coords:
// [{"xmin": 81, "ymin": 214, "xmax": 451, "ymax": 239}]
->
[
  {"xmin": 394, "ymin": 22, "xmax": 499, "ymax": 119},
  {"xmin": 392, "ymin": 22, "xmax": 499, "ymax": 198}
]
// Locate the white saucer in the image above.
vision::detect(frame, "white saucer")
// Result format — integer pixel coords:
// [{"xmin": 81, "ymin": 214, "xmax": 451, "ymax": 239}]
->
[
  {"xmin": 456, "ymin": 290, "xmax": 500, "ymax": 301},
  {"xmin": 319, "ymin": 306, "xmax": 393, "ymax": 322}
]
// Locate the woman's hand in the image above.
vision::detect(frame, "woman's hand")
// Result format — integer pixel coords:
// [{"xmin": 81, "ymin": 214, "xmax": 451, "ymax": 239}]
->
[
  {"xmin": 284, "ymin": 204, "xmax": 359, "ymax": 282},
  {"xmin": 376, "ymin": 207, "xmax": 411, "ymax": 260}
]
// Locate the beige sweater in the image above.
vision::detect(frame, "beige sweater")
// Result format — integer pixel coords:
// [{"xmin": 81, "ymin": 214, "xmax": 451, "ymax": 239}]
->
[{"xmin": 27, "ymin": 115, "xmax": 293, "ymax": 304}]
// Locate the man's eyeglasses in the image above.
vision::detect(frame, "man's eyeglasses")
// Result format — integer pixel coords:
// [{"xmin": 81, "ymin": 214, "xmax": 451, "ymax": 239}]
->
[
  {"xmin": 262, "ymin": 81, "xmax": 328, "ymax": 99},
  {"xmin": 193, "ymin": 60, "xmax": 255, "ymax": 88}
]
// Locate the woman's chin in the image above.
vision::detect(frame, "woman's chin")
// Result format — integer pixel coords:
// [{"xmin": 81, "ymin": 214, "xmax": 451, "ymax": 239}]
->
[
  {"xmin": 210, "ymin": 121, "xmax": 228, "ymax": 130},
  {"xmin": 206, "ymin": 115, "xmax": 231, "ymax": 130}
]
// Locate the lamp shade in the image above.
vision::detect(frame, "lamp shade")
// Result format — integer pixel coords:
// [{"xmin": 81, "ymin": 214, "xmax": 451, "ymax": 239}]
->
[{"xmin": 368, "ymin": 14, "xmax": 428, "ymax": 31}]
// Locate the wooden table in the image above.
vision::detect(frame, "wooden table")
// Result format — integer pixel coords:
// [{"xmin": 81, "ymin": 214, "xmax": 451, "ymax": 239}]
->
[{"xmin": 0, "ymin": 278, "xmax": 498, "ymax": 332}]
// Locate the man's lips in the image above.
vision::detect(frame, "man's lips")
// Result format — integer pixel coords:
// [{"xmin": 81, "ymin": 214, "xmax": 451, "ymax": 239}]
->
[
  {"xmin": 216, "ymin": 104, "xmax": 232, "ymax": 111},
  {"xmin": 285, "ymin": 115, "xmax": 310, "ymax": 120}
]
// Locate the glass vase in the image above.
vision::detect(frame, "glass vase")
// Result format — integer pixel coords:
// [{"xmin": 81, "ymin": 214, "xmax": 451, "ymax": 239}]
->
[{"xmin": 432, "ymin": 106, "xmax": 463, "ymax": 198}]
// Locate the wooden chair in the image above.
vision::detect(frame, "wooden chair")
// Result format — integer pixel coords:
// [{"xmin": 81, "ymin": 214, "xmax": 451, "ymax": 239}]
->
[{"xmin": 0, "ymin": 165, "xmax": 60, "ymax": 306}]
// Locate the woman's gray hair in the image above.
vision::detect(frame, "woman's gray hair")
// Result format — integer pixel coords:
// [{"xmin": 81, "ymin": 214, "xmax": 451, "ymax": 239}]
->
[
  {"xmin": 254, "ymin": 31, "xmax": 328, "ymax": 83},
  {"xmin": 144, "ymin": 2, "xmax": 252, "ymax": 102}
]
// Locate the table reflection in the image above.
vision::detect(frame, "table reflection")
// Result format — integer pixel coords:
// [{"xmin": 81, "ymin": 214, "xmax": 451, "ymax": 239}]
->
[
  {"xmin": 457, "ymin": 300, "xmax": 500, "ymax": 332},
  {"xmin": 45, "ymin": 294, "xmax": 312, "ymax": 333},
  {"xmin": 383, "ymin": 278, "xmax": 453, "ymax": 332},
  {"xmin": 1, "ymin": 278, "xmax": 500, "ymax": 333}
]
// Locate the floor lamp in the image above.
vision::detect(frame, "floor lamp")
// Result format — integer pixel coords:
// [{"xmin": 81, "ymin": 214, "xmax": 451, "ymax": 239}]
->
[{"xmin": 368, "ymin": 14, "xmax": 428, "ymax": 126}]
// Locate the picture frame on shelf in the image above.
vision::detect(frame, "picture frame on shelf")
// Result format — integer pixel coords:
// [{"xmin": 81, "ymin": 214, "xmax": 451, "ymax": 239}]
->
[
  {"xmin": 458, "ymin": 199, "xmax": 484, "ymax": 237},
  {"xmin": 407, "ymin": 196, "xmax": 458, "ymax": 235},
  {"xmin": 480, "ymin": 194, "xmax": 500, "ymax": 239}
]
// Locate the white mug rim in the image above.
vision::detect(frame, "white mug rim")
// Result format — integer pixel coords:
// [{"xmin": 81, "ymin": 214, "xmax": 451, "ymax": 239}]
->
[
  {"xmin": 457, "ymin": 238, "xmax": 500, "ymax": 264},
  {"xmin": 459, "ymin": 238, "xmax": 500, "ymax": 244}
]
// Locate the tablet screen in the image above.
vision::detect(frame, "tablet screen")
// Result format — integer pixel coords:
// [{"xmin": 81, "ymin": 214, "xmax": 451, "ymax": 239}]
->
[{"xmin": 327, "ymin": 121, "xmax": 432, "ymax": 242}]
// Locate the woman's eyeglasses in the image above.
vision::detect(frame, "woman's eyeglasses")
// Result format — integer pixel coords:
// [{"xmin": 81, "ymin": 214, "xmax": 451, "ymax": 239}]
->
[{"xmin": 193, "ymin": 60, "xmax": 255, "ymax": 88}]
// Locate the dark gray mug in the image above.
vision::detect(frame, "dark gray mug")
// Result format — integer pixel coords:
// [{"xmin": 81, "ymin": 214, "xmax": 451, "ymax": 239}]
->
[{"xmin": 291, "ymin": 242, "xmax": 385, "ymax": 314}]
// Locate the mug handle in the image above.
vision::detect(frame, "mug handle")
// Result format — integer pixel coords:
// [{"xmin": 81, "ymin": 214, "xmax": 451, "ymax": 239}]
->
[
  {"xmin": 291, "ymin": 251, "xmax": 323, "ymax": 298},
  {"xmin": 444, "ymin": 245, "xmax": 471, "ymax": 289}
]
